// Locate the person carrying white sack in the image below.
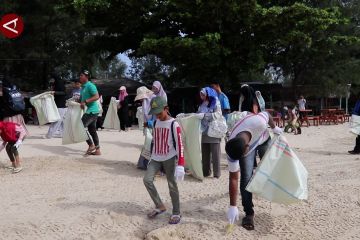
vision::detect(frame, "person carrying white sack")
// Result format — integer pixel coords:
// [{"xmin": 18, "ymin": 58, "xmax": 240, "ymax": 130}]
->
[
  {"xmin": 46, "ymin": 74, "xmax": 67, "ymax": 138},
  {"xmin": 79, "ymin": 70, "xmax": 101, "ymax": 156},
  {"xmin": 135, "ymin": 86, "xmax": 155, "ymax": 169},
  {"xmin": 196, "ymin": 86, "xmax": 223, "ymax": 179},
  {"xmin": 225, "ymin": 86, "xmax": 283, "ymax": 231}
]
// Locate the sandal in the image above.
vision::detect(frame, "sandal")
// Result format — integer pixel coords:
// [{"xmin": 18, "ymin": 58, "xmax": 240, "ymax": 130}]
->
[
  {"xmin": 169, "ymin": 215, "xmax": 181, "ymax": 224},
  {"xmin": 147, "ymin": 208, "xmax": 166, "ymax": 219},
  {"xmin": 84, "ymin": 146, "xmax": 96, "ymax": 155},
  {"xmin": 242, "ymin": 215, "xmax": 254, "ymax": 230}
]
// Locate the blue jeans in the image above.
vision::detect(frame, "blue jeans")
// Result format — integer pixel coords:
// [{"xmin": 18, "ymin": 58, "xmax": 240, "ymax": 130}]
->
[{"xmin": 240, "ymin": 137, "xmax": 271, "ymax": 215}]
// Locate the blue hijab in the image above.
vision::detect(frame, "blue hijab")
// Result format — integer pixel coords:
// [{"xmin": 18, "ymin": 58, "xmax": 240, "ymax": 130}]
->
[{"xmin": 201, "ymin": 87, "xmax": 218, "ymax": 110}]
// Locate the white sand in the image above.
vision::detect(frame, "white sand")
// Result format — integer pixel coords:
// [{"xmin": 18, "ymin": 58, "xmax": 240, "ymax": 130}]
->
[{"xmin": 0, "ymin": 124, "xmax": 360, "ymax": 240}]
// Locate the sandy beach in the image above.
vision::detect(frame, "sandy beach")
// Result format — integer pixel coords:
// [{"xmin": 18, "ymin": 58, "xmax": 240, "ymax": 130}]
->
[{"xmin": 0, "ymin": 123, "xmax": 360, "ymax": 240}]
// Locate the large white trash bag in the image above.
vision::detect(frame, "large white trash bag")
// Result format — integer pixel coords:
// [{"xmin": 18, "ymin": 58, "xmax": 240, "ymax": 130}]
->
[
  {"xmin": 176, "ymin": 114, "xmax": 203, "ymax": 181},
  {"xmin": 62, "ymin": 100, "xmax": 88, "ymax": 145},
  {"xmin": 350, "ymin": 115, "xmax": 360, "ymax": 135},
  {"xmin": 246, "ymin": 135, "xmax": 308, "ymax": 204},
  {"xmin": 140, "ymin": 128, "xmax": 153, "ymax": 160},
  {"xmin": 30, "ymin": 91, "xmax": 61, "ymax": 125},
  {"xmin": 136, "ymin": 106, "xmax": 144, "ymax": 132},
  {"xmin": 103, "ymin": 97, "xmax": 121, "ymax": 130}
]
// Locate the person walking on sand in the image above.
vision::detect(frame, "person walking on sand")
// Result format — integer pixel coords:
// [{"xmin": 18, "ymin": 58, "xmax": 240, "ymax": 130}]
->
[
  {"xmin": 143, "ymin": 96, "xmax": 185, "ymax": 224},
  {"xmin": 117, "ymin": 86, "xmax": 130, "ymax": 131},
  {"xmin": 197, "ymin": 87, "xmax": 223, "ymax": 179},
  {"xmin": 225, "ymin": 102, "xmax": 282, "ymax": 230},
  {"xmin": 1, "ymin": 78, "xmax": 29, "ymax": 136},
  {"xmin": 79, "ymin": 70, "xmax": 101, "ymax": 155},
  {"xmin": 0, "ymin": 121, "xmax": 27, "ymax": 173},
  {"xmin": 46, "ymin": 74, "xmax": 67, "ymax": 138}
]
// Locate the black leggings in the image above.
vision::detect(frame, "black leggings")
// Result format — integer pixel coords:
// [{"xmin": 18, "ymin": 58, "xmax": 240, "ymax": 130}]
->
[
  {"xmin": 6, "ymin": 142, "xmax": 18, "ymax": 162},
  {"xmin": 81, "ymin": 113, "xmax": 99, "ymax": 147}
]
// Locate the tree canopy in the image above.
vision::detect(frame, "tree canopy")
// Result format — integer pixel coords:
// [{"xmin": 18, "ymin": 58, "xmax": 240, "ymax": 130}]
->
[
  {"xmin": 1, "ymin": 0, "xmax": 359, "ymax": 94},
  {"xmin": 69, "ymin": 0, "xmax": 360, "ymax": 93}
]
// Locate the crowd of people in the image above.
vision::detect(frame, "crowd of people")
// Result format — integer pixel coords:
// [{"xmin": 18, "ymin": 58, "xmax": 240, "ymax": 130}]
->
[{"xmin": 0, "ymin": 70, "xmax": 320, "ymax": 230}]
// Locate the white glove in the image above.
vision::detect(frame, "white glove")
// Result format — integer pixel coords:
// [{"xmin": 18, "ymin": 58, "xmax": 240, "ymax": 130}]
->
[
  {"xmin": 174, "ymin": 165, "xmax": 185, "ymax": 181},
  {"xmin": 14, "ymin": 140, "xmax": 22, "ymax": 149},
  {"xmin": 272, "ymin": 126, "xmax": 283, "ymax": 135},
  {"xmin": 195, "ymin": 113, "xmax": 205, "ymax": 120},
  {"xmin": 227, "ymin": 206, "xmax": 239, "ymax": 224}
]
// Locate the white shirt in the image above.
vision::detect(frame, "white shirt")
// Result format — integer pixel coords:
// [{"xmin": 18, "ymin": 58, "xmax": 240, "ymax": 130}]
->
[
  {"xmin": 298, "ymin": 99, "xmax": 306, "ymax": 111},
  {"xmin": 151, "ymin": 118, "xmax": 184, "ymax": 164},
  {"xmin": 227, "ymin": 111, "xmax": 270, "ymax": 172}
]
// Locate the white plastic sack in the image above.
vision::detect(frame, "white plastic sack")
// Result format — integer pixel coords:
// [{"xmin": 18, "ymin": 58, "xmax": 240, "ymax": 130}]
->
[
  {"xmin": 350, "ymin": 114, "xmax": 360, "ymax": 135},
  {"xmin": 176, "ymin": 114, "xmax": 203, "ymax": 180},
  {"xmin": 103, "ymin": 97, "xmax": 120, "ymax": 130},
  {"xmin": 208, "ymin": 116, "xmax": 228, "ymax": 138},
  {"xmin": 62, "ymin": 100, "xmax": 88, "ymax": 145},
  {"xmin": 136, "ymin": 106, "xmax": 144, "ymax": 131},
  {"xmin": 30, "ymin": 92, "xmax": 61, "ymax": 125},
  {"xmin": 246, "ymin": 135, "xmax": 308, "ymax": 205},
  {"xmin": 227, "ymin": 111, "xmax": 247, "ymax": 133},
  {"xmin": 140, "ymin": 128, "xmax": 153, "ymax": 160}
]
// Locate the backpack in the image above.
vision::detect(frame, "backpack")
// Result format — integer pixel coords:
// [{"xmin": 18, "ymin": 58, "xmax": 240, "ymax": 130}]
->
[
  {"xmin": 151, "ymin": 120, "xmax": 177, "ymax": 152},
  {"xmin": 3, "ymin": 86, "xmax": 25, "ymax": 112}
]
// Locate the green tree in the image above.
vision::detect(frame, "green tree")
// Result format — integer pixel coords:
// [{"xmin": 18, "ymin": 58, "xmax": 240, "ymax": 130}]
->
[
  {"xmin": 129, "ymin": 55, "xmax": 174, "ymax": 87},
  {"xmin": 92, "ymin": 56, "xmax": 127, "ymax": 79},
  {"xmin": 54, "ymin": 0, "xmax": 360, "ymax": 94}
]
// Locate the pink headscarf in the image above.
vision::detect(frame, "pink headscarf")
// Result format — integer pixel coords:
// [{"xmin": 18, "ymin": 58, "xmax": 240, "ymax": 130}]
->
[{"xmin": 119, "ymin": 86, "xmax": 128, "ymax": 102}]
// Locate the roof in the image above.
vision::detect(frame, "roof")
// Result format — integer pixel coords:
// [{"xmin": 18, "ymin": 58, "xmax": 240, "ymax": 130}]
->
[{"xmin": 66, "ymin": 78, "xmax": 148, "ymax": 97}]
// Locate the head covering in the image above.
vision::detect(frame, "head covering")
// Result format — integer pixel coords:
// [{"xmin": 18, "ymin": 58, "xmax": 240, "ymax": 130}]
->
[
  {"xmin": 255, "ymin": 91, "xmax": 265, "ymax": 112},
  {"xmin": 239, "ymin": 85, "xmax": 260, "ymax": 113},
  {"xmin": 118, "ymin": 86, "xmax": 128, "ymax": 102},
  {"xmin": 135, "ymin": 86, "xmax": 153, "ymax": 101},
  {"xmin": 200, "ymin": 87, "xmax": 218, "ymax": 110},
  {"xmin": 148, "ymin": 96, "xmax": 167, "ymax": 115},
  {"xmin": 152, "ymin": 81, "xmax": 167, "ymax": 101}
]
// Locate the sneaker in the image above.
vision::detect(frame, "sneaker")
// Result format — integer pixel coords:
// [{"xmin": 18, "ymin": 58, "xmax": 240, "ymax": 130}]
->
[
  {"xmin": 5, "ymin": 166, "xmax": 14, "ymax": 170},
  {"xmin": 348, "ymin": 150, "xmax": 360, "ymax": 154},
  {"xmin": 13, "ymin": 167, "xmax": 23, "ymax": 173}
]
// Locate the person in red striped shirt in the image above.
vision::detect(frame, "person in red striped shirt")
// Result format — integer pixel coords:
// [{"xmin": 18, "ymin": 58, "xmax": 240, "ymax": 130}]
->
[{"xmin": 143, "ymin": 96, "xmax": 185, "ymax": 225}]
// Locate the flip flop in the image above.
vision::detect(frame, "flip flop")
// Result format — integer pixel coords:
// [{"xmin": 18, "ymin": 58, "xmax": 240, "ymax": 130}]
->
[
  {"xmin": 242, "ymin": 215, "xmax": 254, "ymax": 230},
  {"xmin": 84, "ymin": 147, "xmax": 96, "ymax": 155},
  {"xmin": 147, "ymin": 208, "xmax": 166, "ymax": 219},
  {"xmin": 169, "ymin": 215, "xmax": 181, "ymax": 224}
]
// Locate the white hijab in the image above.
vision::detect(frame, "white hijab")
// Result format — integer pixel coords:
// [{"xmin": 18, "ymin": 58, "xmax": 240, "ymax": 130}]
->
[{"xmin": 152, "ymin": 81, "xmax": 167, "ymax": 102}]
